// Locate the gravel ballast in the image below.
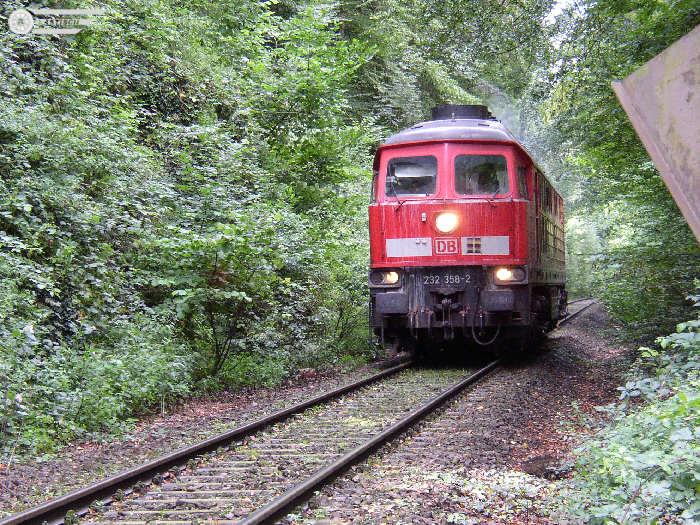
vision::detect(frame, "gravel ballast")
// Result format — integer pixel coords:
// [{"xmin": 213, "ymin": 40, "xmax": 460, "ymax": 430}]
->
[
  {"xmin": 281, "ymin": 303, "xmax": 630, "ymax": 524},
  {"xmin": 1, "ymin": 303, "xmax": 629, "ymax": 524}
]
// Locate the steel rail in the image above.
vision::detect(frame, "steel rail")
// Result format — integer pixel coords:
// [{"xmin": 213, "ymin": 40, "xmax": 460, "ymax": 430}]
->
[
  {"xmin": 0, "ymin": 361, "xmax": 413, "ymax": 525},
  {"xmin": 238, "ymin": 359, "xmax": 500, "ymax": 525},
  {"xmin": 560, "ymin": 299, "xmax": 596, "ymax": 326},
  {"xmin": 566, "ymin": 297, "xmax": 593, "ymax": 306}
]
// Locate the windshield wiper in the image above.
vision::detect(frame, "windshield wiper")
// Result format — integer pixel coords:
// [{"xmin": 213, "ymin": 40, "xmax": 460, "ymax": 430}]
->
[
  {"xmin": 486, "ymin": 188, "xmax": 499, "ymax": 207},
  {"xmin": 387, "ymin": 176, "xmax": 406, "ymax": 210}
]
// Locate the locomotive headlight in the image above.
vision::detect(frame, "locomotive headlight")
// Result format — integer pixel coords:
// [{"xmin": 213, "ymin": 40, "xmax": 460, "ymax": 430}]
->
[
  {"xmin": 494, "ymin": 267, "xmax": 526, "ymax": 283},
  {"xmin": 382, "ymin": 271, "xmax": 399, "ymax": 285},
  {"xmin": 435, "ymin": 212, "xmax": 459, "ymax": 233},
  {"xmin": 369, "ymin": 269, "xmax": 401, "ymax": 287},
  {"xmin": 495, "ymin": 268, "xmax": 513, "ymax": 281}
]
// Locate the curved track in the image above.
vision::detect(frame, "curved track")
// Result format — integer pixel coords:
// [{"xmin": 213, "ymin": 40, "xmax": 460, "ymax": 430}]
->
[{"xmin": 560, "ymin": 298, "xmax": 596, "ymax": 326}]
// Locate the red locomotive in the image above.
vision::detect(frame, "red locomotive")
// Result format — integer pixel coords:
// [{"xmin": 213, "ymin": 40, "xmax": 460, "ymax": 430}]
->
[{"xmin": 368, "ymin": 105, "xmax": 566, "ymax": 354}]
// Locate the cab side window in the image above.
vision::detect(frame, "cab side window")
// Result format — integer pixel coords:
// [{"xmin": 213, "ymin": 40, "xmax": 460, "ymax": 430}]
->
[{"xmin": 517, "ymin": 166, "xmax": 529, "ymax": 200}]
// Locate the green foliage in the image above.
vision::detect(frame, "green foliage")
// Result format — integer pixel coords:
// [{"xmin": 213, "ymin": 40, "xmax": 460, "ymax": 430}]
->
[
  {"xmin": 568, "ymin": 285, "xmax": 700, "ymax": 523},
  {"xmin": 565, "ymin": 215, "xmax": 602, "ymax": 299},
  {"xmin": 2, "ymin": 0, "xmax": 557, "ymax": 455},
  {"xmin": 338, "ymin": 0, "xmax": 552, "ymax": 127},
  {"xmin": 140, "ymin": 217, "xmax": 283, "ymax": 377},
  {"xmin": 0, "ymin": 0, "xmax": 377, "ymax": 453},
  {"xmin": 1, "ymin": 317, "xmax": 191, "ymax": 452},
  {"xmin": 218, "ymin": 352, "xmax": 289, "ymax": 389},
  {"xmin": 539, "ymin": 0, "xmax": 700, "ymax": 335},
  {"xmin": 564, "ymin": 203, "xmax": 697, "ymax": 336}
]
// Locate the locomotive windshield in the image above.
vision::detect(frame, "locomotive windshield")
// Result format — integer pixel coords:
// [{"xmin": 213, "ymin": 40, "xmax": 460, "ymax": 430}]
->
[
  {"xmin": 455, "ymin": 155, "xmax": 509, "ymax": 195},
  {"xmin": 386, "ymin": 156, "xmax": 436, "ymax": 196}
]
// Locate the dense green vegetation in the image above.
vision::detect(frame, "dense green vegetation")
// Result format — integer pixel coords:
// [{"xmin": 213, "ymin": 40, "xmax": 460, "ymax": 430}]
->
[
  {"xmin": 569, "ymin": 285, "xmax": 699, "ymax": 523},
  {"xmin": 0, "ymin": 0, "xmax": 555, "ymax": 453},
  {"xmin": 0, "ymin": 0, "xmax": 379, "ymax": 451},
  {"xmin": 1, "ymin": 0, "xmax": 698, "ymax": 520},
  {"xmin": 544, "ymin": 0, "xmax": 699, "ymax": 338}
]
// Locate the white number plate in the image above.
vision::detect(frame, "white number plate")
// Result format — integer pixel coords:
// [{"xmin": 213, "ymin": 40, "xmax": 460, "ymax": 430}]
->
[{"xmin": 423, "ymin": 272, "xmax": 473, "ymax": 288}]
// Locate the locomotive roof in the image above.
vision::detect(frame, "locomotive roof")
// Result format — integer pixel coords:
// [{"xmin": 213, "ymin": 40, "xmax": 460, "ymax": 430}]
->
[
  {"xmin": 377, "ymin": 116, "xmax": 551, "ymax": 186},
  {"xmin": 383, "ymin": 118, "xmax": 518, "ymax": 145}
]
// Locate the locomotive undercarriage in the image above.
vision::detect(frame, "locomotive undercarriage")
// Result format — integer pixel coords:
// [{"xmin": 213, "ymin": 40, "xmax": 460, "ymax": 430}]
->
[{"xmin": 370, "ymin": 266, "xmax": 565, "ymax": 354}]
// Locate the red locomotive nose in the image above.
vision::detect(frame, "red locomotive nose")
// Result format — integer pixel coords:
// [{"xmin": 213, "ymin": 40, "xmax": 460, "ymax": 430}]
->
[{"xmin": 368, "ymin": 104, "xmax": 567, "ymax": 355}]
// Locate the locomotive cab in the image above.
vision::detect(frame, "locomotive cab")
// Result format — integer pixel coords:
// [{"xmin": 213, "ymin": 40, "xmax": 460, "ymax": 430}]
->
[{"xmin": 369, "ymin": 105, "xmax": 566, "ymax": 354}]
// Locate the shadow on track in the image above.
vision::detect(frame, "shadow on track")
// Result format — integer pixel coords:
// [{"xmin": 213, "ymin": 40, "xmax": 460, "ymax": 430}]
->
[{"xmin": 412, "ymin": 336, "xmax": 548, "ymax": 370}]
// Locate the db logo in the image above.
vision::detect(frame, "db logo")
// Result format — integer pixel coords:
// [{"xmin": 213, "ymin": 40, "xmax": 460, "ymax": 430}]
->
[{"xmin": 434, "ymin": 237, "xmax": 459, "ymax": 255}]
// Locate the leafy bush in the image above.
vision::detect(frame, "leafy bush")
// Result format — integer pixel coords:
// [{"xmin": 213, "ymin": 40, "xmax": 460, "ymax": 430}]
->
[
  {"xmin": 0, "ymin": 0, "xmax": 380, "ymax": 453},
  {"xmin": 218, "ymin": 353, "xmax": 289, "ymax": 390},
  {"xmin": 0, "ymin": 316, "xmax": 192, "ymax": 453},
  {"xmin": 568, "ymin": 285, "xmax": 700, "ymax": 523},
  {"xmin": 535, "ymin": 0, "xmax": 700, "ymax": 336}
]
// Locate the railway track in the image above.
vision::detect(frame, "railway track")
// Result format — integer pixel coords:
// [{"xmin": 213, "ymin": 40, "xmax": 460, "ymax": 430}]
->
[
  {"xmin": 3, "ymin": 299, "xmax": 594, "ymax": 525},
  {"xmin": 560, "ymin": 298, "xmax": 596, "ymax": 326},
  {"xmin": 2, "ymin": 361, "xmax": 499, "ymax": 525}
]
